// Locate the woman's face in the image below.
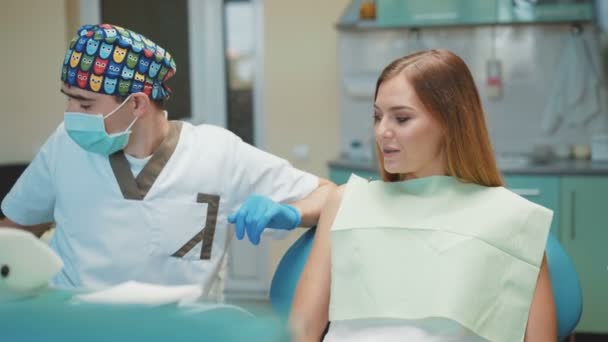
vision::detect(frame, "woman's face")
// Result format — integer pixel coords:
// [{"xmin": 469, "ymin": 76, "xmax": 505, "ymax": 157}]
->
[{"xmin": 373, "ymin": 74, "xmax": 445, "ymax": 178}]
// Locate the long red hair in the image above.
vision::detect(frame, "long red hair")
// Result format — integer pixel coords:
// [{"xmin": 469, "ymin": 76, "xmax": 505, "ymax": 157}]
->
[{"xmin": 374, "ymin": 49, "xmax": 503, "ymax": 187}]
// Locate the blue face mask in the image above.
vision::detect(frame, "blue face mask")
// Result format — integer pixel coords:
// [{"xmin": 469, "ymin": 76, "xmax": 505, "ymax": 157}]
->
[{"xmin": 64, "ymin": 96, "xmax": 138, "ymax": 156}]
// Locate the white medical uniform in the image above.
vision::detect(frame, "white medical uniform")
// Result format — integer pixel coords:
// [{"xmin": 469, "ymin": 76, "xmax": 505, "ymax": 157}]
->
[{"xmin": 1, "ymin": 121, "xmax": 318, "ymax": 291}]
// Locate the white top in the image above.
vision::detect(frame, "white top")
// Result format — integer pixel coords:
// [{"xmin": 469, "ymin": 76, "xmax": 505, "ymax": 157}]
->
[
  {"xmin": 1, "ymin": 121, "xmax": 318, "ymax": 291},
  {"xmin": 123, "ymin": 153, "xmax": 152, "ymax": 178}
]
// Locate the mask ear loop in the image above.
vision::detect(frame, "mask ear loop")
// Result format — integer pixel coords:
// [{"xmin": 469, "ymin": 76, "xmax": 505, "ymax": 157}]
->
[
  {"xmin": 103, "ymin": 94, "xmax": 133, "ymax": 119},
  {"xmin": 125, "ymin": 116, "xmax": 139, "ymax": 132},
  {"xmin": 104, "ymin": 94, "xmax": 139, "ymax": 133}
]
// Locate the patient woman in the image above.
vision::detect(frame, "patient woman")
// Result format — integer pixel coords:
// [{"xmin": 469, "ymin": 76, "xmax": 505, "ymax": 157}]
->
[{"xmin": 289, "ymin": 50, "xmax": 556, "ymax": 342}]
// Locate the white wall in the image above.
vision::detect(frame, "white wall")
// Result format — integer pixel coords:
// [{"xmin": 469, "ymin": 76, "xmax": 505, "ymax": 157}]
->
[
  {"xmin": 0, "ymin": 0, "xmax": 68, "ymax": 164},
  {"xmin": 263, "ymin": 0, "xmax": 350, "ymax": 275}
]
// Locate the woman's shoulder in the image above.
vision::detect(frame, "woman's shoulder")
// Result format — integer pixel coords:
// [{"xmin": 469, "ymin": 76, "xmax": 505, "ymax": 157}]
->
[{"xmin": 327, "ymin": 184, "xmax": 347, "ymax": 208}]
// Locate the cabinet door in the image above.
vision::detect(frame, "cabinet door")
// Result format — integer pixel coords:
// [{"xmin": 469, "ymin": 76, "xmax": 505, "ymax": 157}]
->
[
  {"xmin": 561, "ymin": 177, "xmax": 608, "ymax": 333},
  {"xmin": 503, "ymin": 175, "xmax": 561, "ymax": 235}
]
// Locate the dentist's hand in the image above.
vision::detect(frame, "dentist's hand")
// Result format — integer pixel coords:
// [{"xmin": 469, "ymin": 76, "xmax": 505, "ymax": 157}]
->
[{"xmin": 228, "ymin": 195, "xmax": 301, "ymax": 245}]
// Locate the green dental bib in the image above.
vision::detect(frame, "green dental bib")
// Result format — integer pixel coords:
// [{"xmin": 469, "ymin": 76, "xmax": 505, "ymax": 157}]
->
[{"xmin": 329, "ymin": 175, "xmax": 552, "ymax": 342}]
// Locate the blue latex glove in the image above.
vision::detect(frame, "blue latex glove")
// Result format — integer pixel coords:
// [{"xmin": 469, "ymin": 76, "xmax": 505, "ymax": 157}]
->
[{"xmin": 228, "ymin": 195, "xmax": 301, "ymax": 245}]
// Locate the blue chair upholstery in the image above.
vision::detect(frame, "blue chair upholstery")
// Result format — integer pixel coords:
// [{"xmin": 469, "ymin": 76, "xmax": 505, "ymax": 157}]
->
[
  {"xmin": 545, "ymin": 233, "xmax": 583, "ymax": 339},
  {"xmin": 270, "ymin": 227, "xmax": 316, "ymax": 317},
  {"xmin": 269, "ymin": 229, "xmax": 583, "ymax": 340}
]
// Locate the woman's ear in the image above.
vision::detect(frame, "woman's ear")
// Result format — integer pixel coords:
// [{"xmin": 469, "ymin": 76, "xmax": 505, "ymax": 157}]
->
[{"xmin": 131, "ymin": 92, "xmax": 151, "ymax": 118}]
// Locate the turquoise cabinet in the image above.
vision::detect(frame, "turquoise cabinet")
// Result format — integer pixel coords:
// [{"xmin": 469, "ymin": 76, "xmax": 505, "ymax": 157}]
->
[
  {"xmin": 375, "ymin": 0, "xmax": 593, "ymax": 27},
  {"xmin": 503, "ymin": 175, "xmax": 561, "ymax": 236},
  {"xmin": 560, "ymin": 177, "xmax": 608, "ymax": 333},
  {"xmin": 377, "ymin": 0, "xmax": 498, "ymax": 27}
]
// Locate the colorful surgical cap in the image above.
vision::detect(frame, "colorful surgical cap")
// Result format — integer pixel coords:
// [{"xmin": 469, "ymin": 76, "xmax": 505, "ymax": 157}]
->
[{"xmin": 61, "ymin": 24, "xmax": 176, "ymax": 100}]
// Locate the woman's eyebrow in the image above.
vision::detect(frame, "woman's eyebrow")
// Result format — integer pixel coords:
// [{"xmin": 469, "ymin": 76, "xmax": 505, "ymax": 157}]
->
[{"xmin": 374, "ymin": 104, "xmax": 416, "ymax": 112}]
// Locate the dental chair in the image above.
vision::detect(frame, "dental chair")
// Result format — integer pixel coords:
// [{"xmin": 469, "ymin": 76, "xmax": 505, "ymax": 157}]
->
[{"xmin": 270, "ymin": 228, "xmax": 583, "ymax": 341}]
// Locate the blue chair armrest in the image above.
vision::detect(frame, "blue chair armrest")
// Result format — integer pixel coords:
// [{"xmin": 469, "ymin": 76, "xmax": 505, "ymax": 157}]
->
[
  {"xmin": 545, "ymin": 233, "xmax": 583, "ymax": 339},
  {"xmin": 269, "ymin": 227, "xmax": 316, "ymax": 318}
]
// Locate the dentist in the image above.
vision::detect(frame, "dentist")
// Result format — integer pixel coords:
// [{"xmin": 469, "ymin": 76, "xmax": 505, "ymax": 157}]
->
[{"xmin": 0, "ymin": 24, "xmax": 334, "ymax": 292}]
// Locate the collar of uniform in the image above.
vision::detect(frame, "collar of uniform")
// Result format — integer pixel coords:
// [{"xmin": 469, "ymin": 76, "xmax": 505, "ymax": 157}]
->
[{"xmin": 109, "ymin": 121, "xmax": 183, "ymax": 200}]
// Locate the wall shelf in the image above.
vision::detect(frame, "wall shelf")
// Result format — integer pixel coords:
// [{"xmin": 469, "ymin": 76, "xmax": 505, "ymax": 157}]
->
[{"xmin": 337, "ymin": 0, "xmax": 594, "ymax": 31}]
